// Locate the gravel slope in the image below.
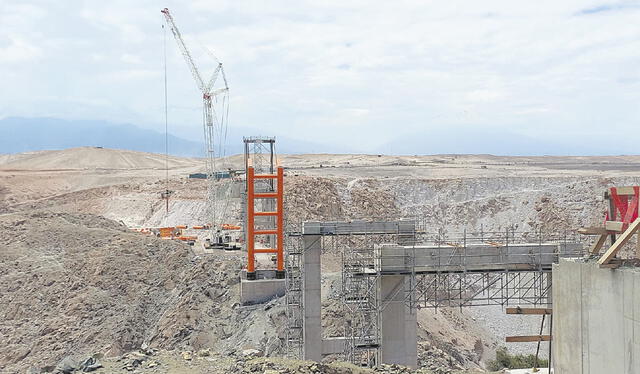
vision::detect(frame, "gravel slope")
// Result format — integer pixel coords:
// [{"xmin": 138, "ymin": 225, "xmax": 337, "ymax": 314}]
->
[{"xmin": 0, "ymin": 211, "xmax": 283, "ymax": 373}]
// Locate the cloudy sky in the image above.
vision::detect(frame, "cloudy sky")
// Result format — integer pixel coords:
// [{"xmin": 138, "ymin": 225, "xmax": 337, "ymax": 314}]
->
[{"xmin": 1, "ymin": 1, "xmax": 639, "ymax": 154}]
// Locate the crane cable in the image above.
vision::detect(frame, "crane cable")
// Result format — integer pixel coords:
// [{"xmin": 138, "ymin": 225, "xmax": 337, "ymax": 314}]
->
[{"xmin": 163, "ymin": 23, "xmax": 170, "ymax": 214}]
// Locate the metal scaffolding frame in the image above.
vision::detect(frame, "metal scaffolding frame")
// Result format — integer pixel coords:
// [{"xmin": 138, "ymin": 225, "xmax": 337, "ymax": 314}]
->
[
  {"xmin": 403, "ymin": 227, "xmax": 578, "ymax": 309},
  {"xmin": 283, "ymin": 220, "xmax": 585, "ymax": 367},
  {"xmin": 243, "ymin": 136, "xmax": 276, "ymax": 178},
  {"xmin": 413, "ymin": 270, "xmax": 552, "ymax": 308},
  {"xmin": 242, "ymin": 136, "xmax": 276, "ymax": 243},
  {"xmin": 284, "ymin": 227, "xmax": 304, "ymax": 358},
  {"xmin": 341, "ymin": 233, "xmax": 382, "ymax": 367}
]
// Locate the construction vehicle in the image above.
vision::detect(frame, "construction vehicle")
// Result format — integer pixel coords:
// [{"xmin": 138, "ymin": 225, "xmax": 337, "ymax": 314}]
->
[{"xmin": 204, "ymin": 231, "xmax": 242, "ymax": 250}]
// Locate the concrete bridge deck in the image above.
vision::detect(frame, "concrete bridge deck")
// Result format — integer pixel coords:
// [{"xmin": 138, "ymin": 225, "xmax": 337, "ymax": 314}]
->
[{"xmin": 375, "ymin": 242, "xmax": 583, "ymax": 274}]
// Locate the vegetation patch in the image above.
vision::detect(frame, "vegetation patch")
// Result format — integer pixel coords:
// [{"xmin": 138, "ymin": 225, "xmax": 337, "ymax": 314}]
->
[{"xmin": 486, "ymin": 347, "xmax": 549, "ymax": 371}]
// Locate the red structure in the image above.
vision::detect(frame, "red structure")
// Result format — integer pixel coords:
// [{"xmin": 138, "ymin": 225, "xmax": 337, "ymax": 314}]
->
[
  {"xmin": 606, "ymin": 186, "xmax": 640, "ymax": 231},
  {"xmin": 246, "ymin": 165, "xmax": 285, "ymax": 280}
]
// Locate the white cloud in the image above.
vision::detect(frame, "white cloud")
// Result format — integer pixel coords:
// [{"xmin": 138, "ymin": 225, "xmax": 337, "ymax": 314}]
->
[
  {"xmin": 100, "ymin": 69, "xmax": 160, "ymax": 81},
  {"xmin": 465, "ymin": 89, "xmax": 505, "ymax": 104},
  {"xmin": 0, "ymin": 0, "xmax": 639, "ymax": 153},
  {"xmin": 0, "ymin": 3, "xmax": 46, "ymax": 64},
  {"xmin": 121, "ymin": 54, "xmax": 143, "ymax": 64},
  {"xmin": 0, "ymin": 36, "xmax": 42, "ymax": 63}
]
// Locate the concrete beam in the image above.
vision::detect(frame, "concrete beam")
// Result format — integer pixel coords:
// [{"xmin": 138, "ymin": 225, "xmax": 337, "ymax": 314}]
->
[
  {"xmin": 301, "ymin": 220, "xmax": 415, "ymax": 236},
  {"xmin": 378, "ymin": 243, "xmax": 583, "ymax": 274}
]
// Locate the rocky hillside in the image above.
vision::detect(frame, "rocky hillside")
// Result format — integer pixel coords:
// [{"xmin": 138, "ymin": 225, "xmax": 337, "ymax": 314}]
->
[{"xmin": 0, "ymin": 211, "xmax": 284, "ymax": 373}]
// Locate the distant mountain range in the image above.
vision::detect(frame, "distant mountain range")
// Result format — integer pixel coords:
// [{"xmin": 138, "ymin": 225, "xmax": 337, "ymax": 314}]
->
[
  {"xmin": 0, "ymin": 117, "xmax": 335, "ymax": 156},
  {"xmin": 376, "ymin": 126, "xmax": 621, "ymax": 156},
  {"xmin": 0, "ymin": 117, "xmax": 202, "ymax": 157},
  {"xmin": 1, "ymin": 117, "xmax": 636, "ymax": 156}
]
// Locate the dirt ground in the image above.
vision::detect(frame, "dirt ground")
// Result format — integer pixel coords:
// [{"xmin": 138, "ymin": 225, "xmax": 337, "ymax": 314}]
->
[{"xmin": 2, "ymin": 147, "xmax": 640, "ymax": 373}]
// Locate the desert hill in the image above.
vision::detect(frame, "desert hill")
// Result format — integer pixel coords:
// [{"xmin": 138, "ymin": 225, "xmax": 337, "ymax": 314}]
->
[{"xmin": 0, "ymin": 147, "xmax": 202, "ymax": 171}]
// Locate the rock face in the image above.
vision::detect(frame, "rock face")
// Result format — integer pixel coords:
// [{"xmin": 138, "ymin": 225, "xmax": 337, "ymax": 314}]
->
[
  {"xmin": 285, "ymin": 176, "xmax": 344, "ymax": 222},
  {"xmin": 0, "ymin": 211, "xmax": 283, "ymax": 373}
]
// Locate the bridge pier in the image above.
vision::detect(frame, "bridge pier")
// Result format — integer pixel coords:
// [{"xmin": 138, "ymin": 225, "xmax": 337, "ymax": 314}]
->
[
  {"xmin": 380, "ymin": 275, "xmax": 417, "ymax": 368},
  {"xmin": 302, "ymin": 233, "xmax": 322, "ymax": 362},
  {"xmin": 287, "ymin": 220, "xmax": 582, "ymax": 368}
]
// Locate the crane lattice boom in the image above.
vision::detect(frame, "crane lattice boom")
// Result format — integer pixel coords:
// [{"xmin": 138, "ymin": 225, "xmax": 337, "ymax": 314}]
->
[
  {"xmin": 161, "ymin": 8, "xmax": 206, "ymax": 93},
  {"xmin": 161, "ymin": 7, "xmax": 231, "ymax": 241}
]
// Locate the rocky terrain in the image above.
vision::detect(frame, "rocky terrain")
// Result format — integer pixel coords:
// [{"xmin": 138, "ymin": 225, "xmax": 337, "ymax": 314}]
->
[
  {"xmin": 0, "ymin": 210, "xmax": 289, "ymax": 373},
  {"xmin": 29, "ymin": 348, "xmax": 483, "ymax": 374},
  {"xmin": 2, "ymin": 147, "xmax": 640, "ymax": 373}
]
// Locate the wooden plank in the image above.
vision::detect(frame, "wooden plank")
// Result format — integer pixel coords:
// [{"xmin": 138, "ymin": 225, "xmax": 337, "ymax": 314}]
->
[
  {"xmin": 506, "ymin": 307, "xmax": 552, "ymax": 315},
  {"xmin": 604, "ymin": 221, "xmax": 625, "ymax": 232},
  {"xmin": 506, "ymin": 335, "xmax": 551, "ymax": 343},
  {"xmin": 589, "ymin": 234, "xmax": 608, "ymax": 255},
  {"xmin": 578, "ymin": 227, "xmax": 610, "ymax": 236},
  {"xmin": 609, "ymin": 197, "xmax": 618, "ymax": 244},
  {"xmin": 599, "ymin": 262, "xmax": 621, "ymax": 269},
  {"xmin": 598, "ymin": 218, "xmax": 640, "ymax": 265},
  {"xmin": 613, "ymin": 186, "xmax": 637, "ymax": 196}
]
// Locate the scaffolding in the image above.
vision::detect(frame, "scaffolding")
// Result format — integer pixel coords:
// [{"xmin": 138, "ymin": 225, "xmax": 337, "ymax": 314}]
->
[
  {"xmin": 243, "ymin": 136, "xmax": 276, "ymax": 177},
  {"xmin": 284, "ymin": 226, "xmax": 304, "ymax": 358},
  {"xmin": 341, "ymin": 232, "xmax": 381, "ymax": 367},
  {"xmin": 242, "ymin": 136, "xmax": 276, "ymax": 243},
  {"xmin": 413, "ymin": 270, "xmax": 552, "ymax": 308},
  {"xmin": 406, "ymin": 227, "xmax": 579, "ymax": 308},
  {"xmin": 283, "ymin": 219, "xmax": 585, "ymax": 367}
]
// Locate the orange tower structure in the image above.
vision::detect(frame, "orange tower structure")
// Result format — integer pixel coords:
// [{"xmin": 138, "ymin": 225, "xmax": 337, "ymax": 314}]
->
[{"xmin": 246, "ymin": 164, "xmax": 285, "ymax": 280}]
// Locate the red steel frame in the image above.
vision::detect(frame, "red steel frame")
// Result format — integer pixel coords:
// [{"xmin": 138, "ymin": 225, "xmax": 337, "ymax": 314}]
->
[
  {"xmin": 246, "ymin": 165, "xmax": 284, "ymax": 276},
  {"xmin": 606, "ymin": 186, "xmax": 640, "ymax": 230}
]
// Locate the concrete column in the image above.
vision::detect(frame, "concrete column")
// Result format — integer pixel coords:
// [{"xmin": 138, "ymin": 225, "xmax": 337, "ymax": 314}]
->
[
  {"xmin": 302, "ymin": 234, "xmax": 322, "ymax": 362},
  {"xmin": 380, "ymin": 275, "xmax": 417, "ymax": 368},
  {"xmin": 403, "ymin": 276, "xmax": 418, "ymax": 369}
]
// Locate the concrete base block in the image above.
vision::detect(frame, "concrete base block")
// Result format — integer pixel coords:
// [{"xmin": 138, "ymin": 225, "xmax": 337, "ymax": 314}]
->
[
  {"xmin": 240, "ymin": 270, "xmax": 285, "ymax": 305},
  {"xmin": 553, "ymin": 259, "xmax": 640, "ymax": 374}
]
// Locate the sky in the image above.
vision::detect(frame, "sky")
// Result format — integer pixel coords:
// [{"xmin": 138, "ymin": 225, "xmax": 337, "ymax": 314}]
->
[{"xmin": 1, "ymin": 0, "xmax": 640, "ymax": 154}]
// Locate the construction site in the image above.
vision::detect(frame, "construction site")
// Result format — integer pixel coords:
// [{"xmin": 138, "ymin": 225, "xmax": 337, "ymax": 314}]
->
[
  {"xmin": 3, "ymin": 147, "xmax": 640, "ymax": 374},
  {"xmin": 2, "ymin": 5, "xmax": 640, "ymax": 374}
]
